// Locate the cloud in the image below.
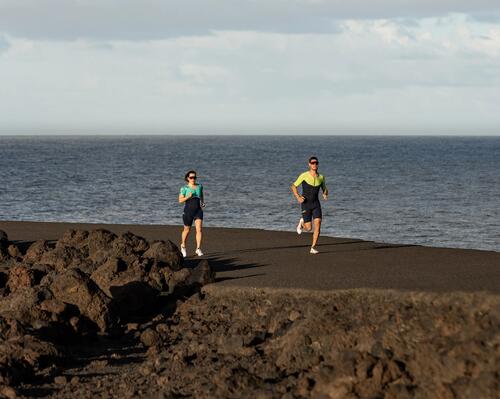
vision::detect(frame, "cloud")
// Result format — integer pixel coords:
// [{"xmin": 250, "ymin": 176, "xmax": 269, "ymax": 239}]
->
[
  {"xmin": 467, "ymin": 10, "xmax": 500, "ymax": 23},
  {"xmin": 1, "ymin": 14, "xmax": 499, "ymax": 135},
  {"xmin": 0, "ymin": 35, "xmax": 9, "ymax": 52},
  {"xmin": 0, "ymin": 0, "xmax": 499, "ymax": 40}
]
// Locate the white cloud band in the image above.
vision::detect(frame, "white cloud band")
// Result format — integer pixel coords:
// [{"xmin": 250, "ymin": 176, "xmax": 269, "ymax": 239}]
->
[{"xmin": 1, "ymin": 14, "xmax": 499, "ymax": 133}]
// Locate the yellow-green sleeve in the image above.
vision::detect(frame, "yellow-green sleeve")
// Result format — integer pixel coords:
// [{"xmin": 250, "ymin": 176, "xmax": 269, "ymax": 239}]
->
[{"xmin": 293, "ymin": 173, "xmax": 305, "ymax": 187}]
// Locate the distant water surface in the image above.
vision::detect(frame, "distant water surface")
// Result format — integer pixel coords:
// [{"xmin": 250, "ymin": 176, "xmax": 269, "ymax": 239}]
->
[{"xmin": 0, "ymin": 136, "xmax": 499, "ymax": 251}]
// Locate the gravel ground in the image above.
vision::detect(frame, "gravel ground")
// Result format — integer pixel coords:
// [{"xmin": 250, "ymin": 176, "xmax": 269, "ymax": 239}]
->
[{"xmin": 13, "ymin": 286, "xmax": 499, "ymax": 399}]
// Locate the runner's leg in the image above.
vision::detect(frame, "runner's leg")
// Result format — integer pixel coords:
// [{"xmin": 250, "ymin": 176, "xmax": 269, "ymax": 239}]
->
[
  {"xmin": 181, "ymin": 226, "xmax": 190, "ymax": 247},
  {"xmin": 312, "ymin": 218, "xmax": 321, "ymax": 248},
  {"xmin": 195, "ymin": 218, "xmax": 203, "ymax": 250},
  {"xmin": 302, "ymin": 209, "xmax": 313, "ymax": 232}
]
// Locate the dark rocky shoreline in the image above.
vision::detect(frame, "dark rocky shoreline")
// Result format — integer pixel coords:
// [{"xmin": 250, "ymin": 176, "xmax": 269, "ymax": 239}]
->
[
  {"xmin": 0, "ymin": 228, "xmax": 214, "ymax": 398},
  {"xmin": 1, "ymin": 228, "xmax": 499, "ymax": 398}
]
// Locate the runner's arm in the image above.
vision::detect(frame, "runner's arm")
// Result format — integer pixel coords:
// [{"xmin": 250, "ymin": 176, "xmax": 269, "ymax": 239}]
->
[
  {"xmin": 291, "ymin": 175, "xmax": 305, "ymax": 203},
  {"xmin": 321, "ymin": 177, "xmax": 329, "ymax": 198},
  {"xmin": 178, "ymin": 194, "xmax": 192, "ymax": 203},
  {"xmin": 178, "ymin": 187, "xmax": 192, "ymax": 203},
  {"xmin": 200, "ymin": 185, "xmax": 205, "ymax": 206}
]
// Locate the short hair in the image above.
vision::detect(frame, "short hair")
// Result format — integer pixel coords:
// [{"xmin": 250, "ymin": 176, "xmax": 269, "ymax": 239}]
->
[
  {"xmin": 308, "ymin": 156, "xmax": 318, "ymax": 163},
  {"xmin": 184, "ymin": 170, "xmax": 197, "ymax": 182}
]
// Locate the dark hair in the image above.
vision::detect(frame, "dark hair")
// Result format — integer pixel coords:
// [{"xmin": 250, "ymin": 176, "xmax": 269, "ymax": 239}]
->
[
  {"xmin": 184, "ymin": 170, "xmax": 197, "ymax": 182},
  {"xmin": 309, "ymin": 156, "xmax": 318, "ymax": 163}
]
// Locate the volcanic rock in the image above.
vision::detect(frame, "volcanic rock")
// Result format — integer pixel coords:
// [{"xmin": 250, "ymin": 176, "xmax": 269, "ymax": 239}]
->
[
  {"xmin": 143, "ymin": 241, "xmax": 183, "ymax": 271},
  {"xmin": 0, "ymin": 228, "xmax": 217, "ymax": 394},
  {"xmin": 49, "ymin": 268, "xmax": 113, "ymax": 332},
  {"xmin": 0, "ymin": 231, "xmax": 9, "ymax": 263},
  {"xmin": 0, "ymin": 350, "xmax": 31, "ymax": 387},
  {"xmin": 0, "ymin": 312, "xmax": 60, "ymax": 387},
  {"xmin": 0, "ymin": 385, "xmax": 17, "ymax": 399},
  {"xmin": 0, "ymin": 334, "xmax": 59, "ymax": 387},
  {"xmin": 37, "ymin": 230, "xmax": 93, "ymax": 272},
  {"xmin": 6, "ymin": 245, "xmax": 21, "ymax": 260},
  {"xmin": 54, "ymin": 375, "xmax": 67, "ymax": 385},
  {"xmin": 140, "ymin": 328, "xmax": 160, "ymax": 347},
  {"xmin": 0, "ymin": 286, "xmax": 53, "ymax": 326},
  {"xmin": 163, "ymin": 268, "xmax": 192, "ymax": 294},
  {"xmin": 188, "ymin": 259, "xmax": 215, "ymax": 286},
  {"xmin": 0, "ymin": 316, "xmax": 25, "ymax": 340},
  {"xmin": 110, "ymin": 232, "xmax": 149, "ymax": 262},
  {"xmin": 24, "ymin": 240, "xmax": 52, "ymax": 264},
  {"xmin": 56, "ymin": 229, "xmax": 89, "ymax": 250},
  {"xmin": 39, "ymin": 245, "xmax": 89, "ymax": 272},
  {"xmin": 89, "ymin": 237, "xmax": 192, "ymax": 321},
  {"xmin": 0, "ymin": 272, "xmax": 7, "ymax": 290},
  {"xmin": 39, "ymin": 299, "xmax": 78, "ymax": 323},
  {"xmin": 90, "ymin": 258, "xmax": 161, "ymax": 322},
  {"xmin": 7, "ymin": 264, "xmax": 36, "ymax": 294},
  {"xmin": 87, "ymin": 229, "xmax": 116, "ymax": 263},
  {"xmin": 90, "ymin": 257, "xmax": 128, "ymax": 297}
]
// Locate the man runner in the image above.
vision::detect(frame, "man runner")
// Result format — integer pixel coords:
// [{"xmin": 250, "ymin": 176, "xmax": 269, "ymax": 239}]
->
[{"xmin": 291, "ymin": 156, "xmax": 328, "ymax": 254}]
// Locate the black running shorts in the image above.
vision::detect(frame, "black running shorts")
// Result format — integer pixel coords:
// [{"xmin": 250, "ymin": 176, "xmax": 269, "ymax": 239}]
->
[
  {"xmin": 183, "ymin": 207, "xmax": 203, "ymax": 227},
  {"xmin": 301, "ymin": 204, "xmax": 322, "ymax": 223}
]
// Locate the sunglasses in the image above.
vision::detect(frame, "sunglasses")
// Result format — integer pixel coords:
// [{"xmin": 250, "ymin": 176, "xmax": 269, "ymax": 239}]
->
[
  {"xmin": 188, "ymin": 176, "xmax": 197, "ymax": 180},
  {"xmin": 310, "ymin": 161, "xmax": 318, "ymax": 165}
]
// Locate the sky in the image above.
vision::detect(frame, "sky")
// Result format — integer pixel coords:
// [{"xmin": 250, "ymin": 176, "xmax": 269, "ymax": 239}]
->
[{"xmin": 1, "ymin": 0, "xmax": 500, "ymax": 135}]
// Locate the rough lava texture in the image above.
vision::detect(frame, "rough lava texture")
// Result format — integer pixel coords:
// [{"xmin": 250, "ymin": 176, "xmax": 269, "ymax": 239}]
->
[
  {"xmin": 48, "ymin": 268, "xmax": 113, "ymax": 332},
  {"xmin": 0, "ymin": 228, "xmax": 498, "ymax": 398},
  {"xmin": 0, "ymin": 231, "xmax": 9, "ymax": 263},
  {"xmin": 22, "ymin": 286, "xmax": 499, "ymax": 399},
  {"xmin": 0, "ymin": 229, "xmax": 211, "ymax": 397}
]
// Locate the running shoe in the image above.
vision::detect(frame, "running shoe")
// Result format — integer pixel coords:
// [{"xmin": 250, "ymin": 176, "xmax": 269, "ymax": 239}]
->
[
  {"xmin": 296, "ymin": 218, "xmax": 304, "ymax": 235},
  {"xmin": 195, "ymin": 248, "xmax": 204, "ymax": 257},
  {"xmin": 180, "ymin": 245, "xmax": 187, "ymax": 258},
  {"xmin": 310, "ymin": 247, "xmax": 319, "ymax": 254}
]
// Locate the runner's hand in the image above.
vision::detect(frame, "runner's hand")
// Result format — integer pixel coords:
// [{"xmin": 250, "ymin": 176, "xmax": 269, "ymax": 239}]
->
[
  {"xmin": 297, "ymin": 195, "xmax": 305, "ymax": 204},
  {"xmin": 185, "ymin": 192, "xmax": 193, "ymax": 199},
  {"xmin": 322, "ymin": 193, "xmax": 328, "ymax": 200},
  {"xmin": 201, "ymin": 202, "xmax": 206, "ymax": 208}
]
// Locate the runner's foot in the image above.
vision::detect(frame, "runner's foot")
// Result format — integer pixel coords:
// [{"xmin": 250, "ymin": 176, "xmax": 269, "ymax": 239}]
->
[
  {"xmin": 180, "ymin": 245, "xmax": 187, "ymax": 258},
  {"xmin": 310, "ymin": 247, "xmax": 319, "ymax": 254},
  {"xmin": 296, "ymin": 218, "xmax": 304, "ymax": 235},
  {"xmin": 195, "ymin": 248, "xmax": 204, "ymax": 257}
]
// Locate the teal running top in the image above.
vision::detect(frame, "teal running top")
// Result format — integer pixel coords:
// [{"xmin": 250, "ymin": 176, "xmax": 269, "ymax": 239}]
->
[{"xmin": 180, "ymin": 184, "xmax": 203, "ymax": 199}]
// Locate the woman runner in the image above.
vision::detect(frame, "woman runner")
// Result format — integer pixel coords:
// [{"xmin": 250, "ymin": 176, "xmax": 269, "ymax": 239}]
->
[{"xmin": 178, "ymin": 170, "xmax": 205, "ymax": 257}]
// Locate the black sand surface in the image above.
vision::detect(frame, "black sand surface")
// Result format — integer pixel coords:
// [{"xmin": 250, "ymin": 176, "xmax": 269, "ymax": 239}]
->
[{"xmin": 1, "ymin": 221, "xmax": 499, "ymax": 293}]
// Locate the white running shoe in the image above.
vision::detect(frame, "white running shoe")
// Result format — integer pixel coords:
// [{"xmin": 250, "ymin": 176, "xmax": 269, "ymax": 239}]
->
[
  {"xmin": 180, "ymin": 245, "xmax": 187, "ymax": 258},
  {"xmin": 310, "ymin": 247, "xmax": 319, "ymax": 254},
  {"xmin": 296, "ymin": 218, "xmax": 304, "ymax": 235},
  {"xmin": 195, "ymin": 248, "xmax": 204, "ymax": 257}
]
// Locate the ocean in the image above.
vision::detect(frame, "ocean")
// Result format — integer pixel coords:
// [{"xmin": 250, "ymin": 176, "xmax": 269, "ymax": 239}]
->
[{"xmin": 0, "ymin": 135, "xmax": 499, "ymax": 251}]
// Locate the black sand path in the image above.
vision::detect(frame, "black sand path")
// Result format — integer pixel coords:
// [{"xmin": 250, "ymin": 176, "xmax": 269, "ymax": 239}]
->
[{"xmin": 1, "ymin": 221, "xmax": 499, "ymax": 293}]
